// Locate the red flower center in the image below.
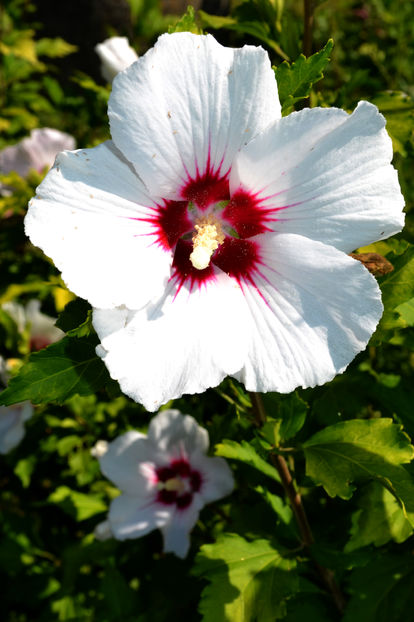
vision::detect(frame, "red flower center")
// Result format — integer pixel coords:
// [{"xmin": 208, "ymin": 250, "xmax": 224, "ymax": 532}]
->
[{"xmin": 155, "ymin": 459, "xmax": 202, "ymax": 510}]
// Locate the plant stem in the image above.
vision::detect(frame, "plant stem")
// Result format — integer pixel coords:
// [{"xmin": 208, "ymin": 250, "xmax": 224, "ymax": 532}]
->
[
  {"xmin": 249, "ymin": 392, "xmax": 346, "ymax": 614},
  {"xmin": 303, "ymin": 0, "xmax": 314, "ymax": 57},
  {"xmin": 270, "ymin": 453, "xmax": 313, "ymax": 547},
  {"xmin": 249, "ymin": 391, "xmax": 267, "ymax": 426}
]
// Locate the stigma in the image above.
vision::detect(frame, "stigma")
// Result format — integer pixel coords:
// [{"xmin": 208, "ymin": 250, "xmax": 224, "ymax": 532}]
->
[{"xmin": 189, "ymin": 215, "xmax": 225, "ymax": 270}]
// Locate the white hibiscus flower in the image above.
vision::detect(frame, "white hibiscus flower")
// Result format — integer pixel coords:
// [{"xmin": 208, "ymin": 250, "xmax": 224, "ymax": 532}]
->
[
  {"xmin": 92, "ymin": 409, "xmax": 234, "ymax": 558},
  {"xmin": 0, "ymin": 128, "xmax": 75, "ymax": 181},
  {"xmin": 25, "ymin": 33, "xmax": 405, "ymax": 411},
  {"xmin": 95, "ymin": 36, "xmax": 139, "ymax": 82},
  {"xmin": 2, "ymin": 299, "xmax": 64, "ymax": 351}
]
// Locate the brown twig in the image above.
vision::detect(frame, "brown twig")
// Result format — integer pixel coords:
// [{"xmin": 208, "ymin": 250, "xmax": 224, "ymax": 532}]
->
[
  {"xmin": 270, "ymin": 453, "xmax": 314, "ymax": 547},
  {"xmin": 249, "ymin": 391, "xmax": 267, "ymax": 426},
  {"xmin": 249, "ymin": 392, "xmax": 346, "ymax": 614}
]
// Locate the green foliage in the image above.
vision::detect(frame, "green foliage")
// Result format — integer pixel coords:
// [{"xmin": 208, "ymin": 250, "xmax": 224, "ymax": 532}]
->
[
  {"xmin": 261, "ymin": 392, "xmax": 308, "ymax": 445},
  {"xmin": 168, "ymin": 6, "xmax": 202, "ymax": 34},
  {"xmin": 199, "ymin": 0, "xmax": 289, "ymax": 60},
  {"xmin": 193, "ymin": 534, "xmax": 298, "ymax": 621},
  {"xmin": 215, "ymin": 439, "xmax": 281, "ymax": 482},
  {"xmin": 274, "ymin": 40, "xmax": 334, "ymax": 114},
  {"xmin": 303, "ymin": 419, "xmax": 414, "ymax": 520},
  {"xmin": 343, "ymin": 553, "xmax": 414, "ymax": 622},
  {"xmin": 371, "ymin": 91, "xmax": 414, "ymax": 156},
  {"xmin": 48, "ymin": 486, "xmax": 107, "ymax": 521},
  {"xmin": 345, "ymin": 482, "xmax": 413, "ymax": 551},
  {"xmin": 0, "ymin": 336, "xmax": 110, "ymax": 406},
  {"xmin": 2, "ymin": 1, "xmax": 414, "ymax": 620},
  {"xmin": 374, "ymin": 242, "xmax": 414, "ymax": 340}
]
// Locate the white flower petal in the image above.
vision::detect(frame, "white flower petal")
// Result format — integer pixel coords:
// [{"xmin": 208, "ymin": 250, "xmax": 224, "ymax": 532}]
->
[
  {"xmin": 98, "ymin": 430, "xmax": 158, "ymax": 496},
  {"xmin": 2, "ymin": 299, "xmax": 64, "ymax": 346},
  {"xmin": 93, "ymin": 270, "xmax": 250, "ymax": 411},
  {"xmin": 191, "ymin": 454, "xmax": 234, "ymax": 503},
  {"xmin": 94, "ymin": 520, "xmax": 113, "ymax": 541},
  {"xmin": 160, "ymin": 497, "xmax": 204, "ymax": 558},
  {"xmin": 109, "ymin": 32, "xmax": 280, "ymax": 199},
  {"xmin": 108, "ymin": 494, "xmax": 171, "ymax": 540},
  {"xmin": 147, "ymin": 409, "xmax": 209, "ymax": 456},
  {"xmin": 0, "ymin": 128, "xmax": 75, "ymax": 178},
  {"xmin": 233, "ymin": 233, "xmax": 383, "ymax": 392},
  {"xmin": 0, "ymin": 402, "xmax": 33, "ymax": 454},
  {"xmin": 25, "ymin": 141, "xmax": 172, "ymax": 309},
  {"xmin": 95, "ymin": 36, "xmax": 138, "ymax": 82},
  {"xmin": 231, "ymin": 102, "xmax": 404, "ymax": 252}
]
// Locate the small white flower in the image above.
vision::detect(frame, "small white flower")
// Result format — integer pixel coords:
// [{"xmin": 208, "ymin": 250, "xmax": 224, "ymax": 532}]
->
[
  {"xmin": 0, "ymin": 128, "xmax": 75, "ymax": 181},
  {"xmin": 91, "ymin": 439, "xmax": 109, "ymax": 458},
  {"xmin": 25, "ymin": 33, "xmax": 405, "ymax": 411},
  {"xmin": 93, "ymin": 409, "xmax": 234, "ymax": 558},
  {"xmin": 95, "ymin": 36, "xmax": 138, "ymax": 82},
  {"xmin": 94, "ymin": 519, "xmax": 113, "ymax": 541},
  {"xmin": 2, "ymin": 299, "xmax": 64, "ymax": 350},
  {"xmin": 0, "ymin": 402, "xmax": 33, "ymax": 455}
]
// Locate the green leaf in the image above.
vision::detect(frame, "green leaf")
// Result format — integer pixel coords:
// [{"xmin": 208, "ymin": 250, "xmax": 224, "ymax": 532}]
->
[
  {"xmin": 56, "ymin": 298, "xmax": 93, "ymax": 337},
  {"xmin": 101, "ymin": 567, "xmax": 137, "ymax": 619},
  {"xmin": 303, "ymin": 419, "xmax": 414, "ymax": 507},
  {"xmin": 193, "ymin": 534, "xmax": 298, "ymax": 622},
  {"xmin": 261, "ymin": 392, "xmax": 308, "ymax": 444},
  {"xmin": 14, "ymin": 455, "xmax": 37, "ymax": 488},
  {"xmin": 345, "ymin": 482, "xmax": 413, "ymax": 551},
  {"xmin": 343, "ymin": 553, "xmax": 414, "ymax": 622},
  {"xmin": 374, "ymin": 244, "xmax": 414, "ymax": 337},
  {"xmin": 198, "ymin": 7, "xmax": 288, "ymax": 60},
  {"xmin": 371, "ymin": 91, "xmax": 414, "ymax": 156},
  {"xmin": 215, "ymin": 439, "xmax": 281, "ymax": 482},
  {"xmin": 168, "ymin": 6, "xmax": 202, "ymax": 34},
  {"xmin": 254, "ymin": 485, "xmax": 293, "ymax": 526},
  {"xmin": 395, "ymin": 297, "xmax": 414, "ymax": 325},
  {"xmin": 0, "ymin": 336, "xmax": 110, "ymax": 406},
  {"xmin": 36, "ymin": 37, "xmax": 77, "ymax": 58},
  {"xmin": 50, "ymin": 594, "xmax": 89, "ymax": 621},
  {"xmin": 48, "ymin": 486, "xmax": 107, "ymax": 521},
  {"xmin": 274, "ymin": 40, "xmax": 333, "ymax": 114}
]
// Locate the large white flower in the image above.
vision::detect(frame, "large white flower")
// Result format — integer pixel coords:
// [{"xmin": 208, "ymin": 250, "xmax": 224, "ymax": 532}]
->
[
  {"xmin": 95, "ymin": 36, "xmax": 139, "ymax": 82},
  {"xmin": 92, "ymin": 409, "xmax": 234, "ymax": 558},
  {"xmin": 25, "ymin": 33, "xmax": 405, "ymax": 411}
]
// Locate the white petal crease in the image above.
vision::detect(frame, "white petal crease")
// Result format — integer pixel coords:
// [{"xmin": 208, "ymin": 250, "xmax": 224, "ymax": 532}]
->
[
  {"xmin": 233, "ymin": 233, "xmax": 383, "ymax": 392},
  {"xmin": 231, "ymin": 102, "xmax": 405, "ymax": 252},
  {"xmin": 109, "ymin": 32, "xmax": 281, "ymax": 199},
  {"xmin": 93, "ymin": 270, "xmax": 250, "ymax": 411}
]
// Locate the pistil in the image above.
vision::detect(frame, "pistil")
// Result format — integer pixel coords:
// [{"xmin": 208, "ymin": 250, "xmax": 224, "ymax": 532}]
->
[{"xmin": 189, "ymin": 215, "xmax": 225, "ymax": 270}]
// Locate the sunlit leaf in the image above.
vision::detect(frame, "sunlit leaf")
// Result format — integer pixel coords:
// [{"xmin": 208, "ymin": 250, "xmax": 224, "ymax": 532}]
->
[
  {"xmin": 193, "ymin": 534, "xmax": 298, "ymax": 622},
  {"xmin": 303, "ymin": 419, "xmax": 414, "ymax": 513},
  {"xmin": 0, "ymin": 336, "xmax": 110, "ymax": 406},
  {"xmin": 215, "ymin": 439, "xmax": 280, "ymax": 482},
  {"xmin": 371, "ymin": 91, "xmax": 414, "ymax": 156},
  {"xmin": 345, "ymin": 482, "xmax": 413, "ymax": 551},
  {"xmin": 48, "ymin": 486, "xmax": 107, "ymax": 521},
  {"xmin": 274, "ymin": 40, "xmax": 333, "ymax": 114}
]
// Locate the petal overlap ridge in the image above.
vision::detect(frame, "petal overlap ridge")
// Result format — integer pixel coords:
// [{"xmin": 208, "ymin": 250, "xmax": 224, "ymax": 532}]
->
[
  {"xmin": 92, "ymin": 409, "xmax": 234, "ymax": 558},
  {"xmin": 25, "ymin": 32, "xmax": 405, "ymax": 411}
]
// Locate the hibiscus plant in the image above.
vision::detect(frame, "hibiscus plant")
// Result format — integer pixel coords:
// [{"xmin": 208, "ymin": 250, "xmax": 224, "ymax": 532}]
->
[{"xmin": 1, "ymin": 1, "xmax": 414, "ymax": 621}]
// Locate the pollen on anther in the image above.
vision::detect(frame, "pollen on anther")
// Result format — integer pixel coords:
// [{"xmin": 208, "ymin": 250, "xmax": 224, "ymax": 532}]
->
[{"xmin": 189, "ymin": 215, "xmax": 225, "ymax": 270}]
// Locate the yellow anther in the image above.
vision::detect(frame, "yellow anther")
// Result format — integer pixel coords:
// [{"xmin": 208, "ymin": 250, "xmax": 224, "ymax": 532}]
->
[
  {"xmin": 189, "ymin": 216, "xmax": 225, "ymax": 270},
  {"xmin": 157, "ymin": 477, "xmax": 186, "ymax": 493}
]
